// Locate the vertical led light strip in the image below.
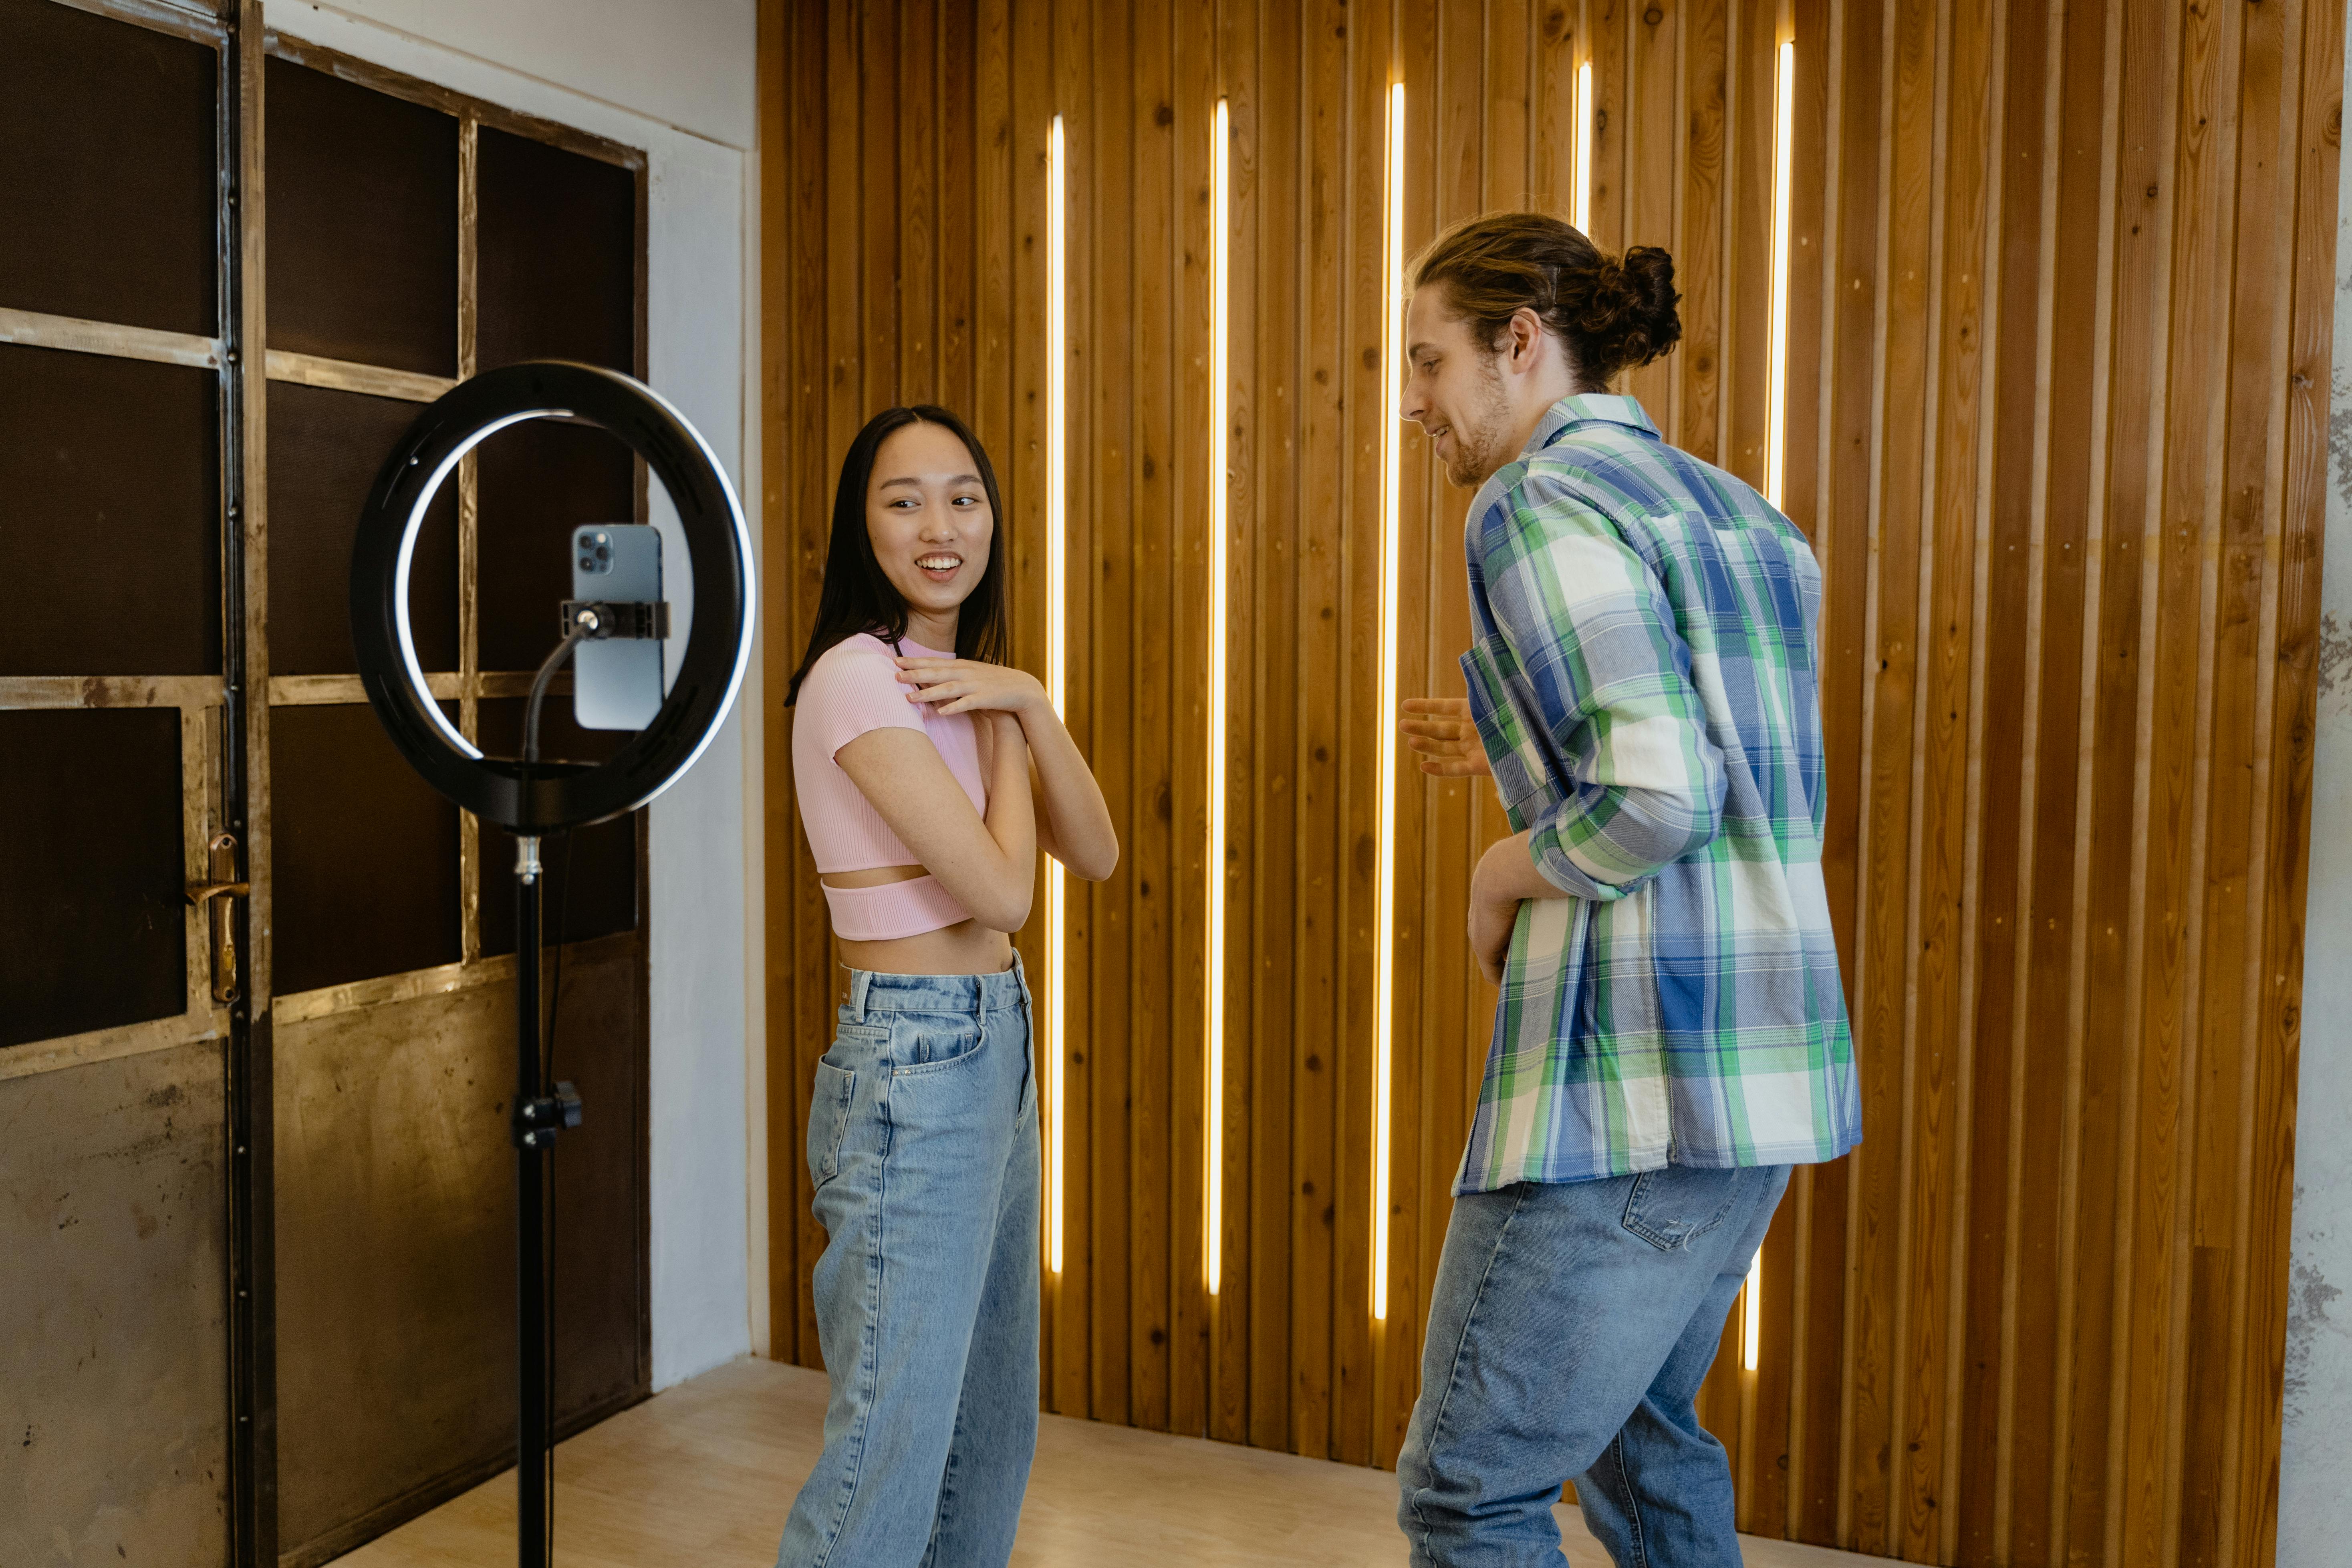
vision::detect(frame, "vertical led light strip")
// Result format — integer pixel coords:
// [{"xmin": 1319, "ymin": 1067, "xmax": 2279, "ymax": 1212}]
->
[
  {"xmin": 1370, "ymin": 79, "xmax": 1405, "ymax": 1324},
  {"xmin": 1762, "ymin": 37, "xmax": 1795, "ymax": 512},
  {"xmin": 1745, "ymin": 35, "xmax": 1795, "ymax": 1375},
  {"xmin": 1573, "ymin": 60, "xmax": 1593, "ymax": 232},
  {"xmin": 1205, "ymin": 98, "xmax": 1231, "ymax": 1297},
  {"xmin": 1046, "ymin": 114, "xmax": 1069, "ymax": 1276}
]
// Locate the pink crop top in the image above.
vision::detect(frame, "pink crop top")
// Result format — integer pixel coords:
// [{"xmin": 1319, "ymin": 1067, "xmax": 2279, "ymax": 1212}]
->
[{"xmin": 790, "ymin": 633, "xmax": 989, "ymax": 940}]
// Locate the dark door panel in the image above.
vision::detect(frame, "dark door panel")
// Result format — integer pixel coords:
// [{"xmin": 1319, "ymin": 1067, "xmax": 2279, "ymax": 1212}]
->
[
  {"xmin": 0, "ymin": 0, "xmax": 218, "ymax": 337},
  {"xmin": 0, "ymin": 1043, "xmax": 230, "ymax": 1568},
  {"xmin": 269, "ymin": 703, "xmax": 462, "ymax": 996},
  {"xmin": 264, "ymin": 56, "xmax": 459, "ymax": 377},
  {"xmin": 0, "ymin": 708, "xmax": 188, "ymax": 1047},
  {"xmin": 476, "ymin": 127, "xmax": 635, "ymax": 373},
  {"xmin": 265, "ymin": 382, "xmax": 461, "ymax": 676},
  {"xmin": 0, "ymin": 345, "xmax": 222, "ymax": 677}
]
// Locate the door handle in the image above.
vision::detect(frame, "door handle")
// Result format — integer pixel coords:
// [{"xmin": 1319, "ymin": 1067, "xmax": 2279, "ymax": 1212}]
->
[{"xmin": 187, "ymin": 832, "xmax": 249, "ymax": 1006}]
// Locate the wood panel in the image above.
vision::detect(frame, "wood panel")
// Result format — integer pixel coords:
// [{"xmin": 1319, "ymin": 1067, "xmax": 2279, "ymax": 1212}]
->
[{"xmin": 756, "ymin": 2, "xmax": 2337, "ymax": 1562}]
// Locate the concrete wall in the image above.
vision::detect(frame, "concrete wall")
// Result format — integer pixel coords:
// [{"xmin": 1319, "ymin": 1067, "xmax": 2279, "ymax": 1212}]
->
[
  {"xmin": 2280, "ymin": 10, "xmax": 2352, "ymax": 1561},
  {"xmin": 292, "ymin": 0, "xmax": 763, "ymax": 1392}
]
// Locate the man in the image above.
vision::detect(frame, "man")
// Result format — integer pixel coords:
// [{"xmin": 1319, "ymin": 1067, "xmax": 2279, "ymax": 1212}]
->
[{"xmin": 1392, "ymin": 211, "xmax": 1860, "ymax": 1567}]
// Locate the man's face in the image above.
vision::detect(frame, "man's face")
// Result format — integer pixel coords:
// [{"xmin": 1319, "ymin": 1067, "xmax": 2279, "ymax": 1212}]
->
[{"xmin": 1400, "ymin": 283, "xmax": 1516, "ymax": 488}]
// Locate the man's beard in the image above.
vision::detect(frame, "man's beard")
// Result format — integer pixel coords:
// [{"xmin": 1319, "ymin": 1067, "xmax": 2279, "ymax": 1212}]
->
[{"xmin": 1445, "ymin": 356, "xmax": 1516, "ymax": 487}]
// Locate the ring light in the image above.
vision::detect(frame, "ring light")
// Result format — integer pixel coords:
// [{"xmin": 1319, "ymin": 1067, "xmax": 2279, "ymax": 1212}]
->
[
  {"xmin": 350, "ymin": 359, "xmax": 756, "ymax": 1568},
  {"xmin": 351, "ymin": 360, "xmax": 755, "ymax": 832}
]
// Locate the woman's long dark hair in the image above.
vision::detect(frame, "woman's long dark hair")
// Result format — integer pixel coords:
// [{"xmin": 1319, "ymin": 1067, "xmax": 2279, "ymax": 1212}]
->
[{"xmin": 785, "ymin": 405, "xmax": 1011, "ymax": 706}]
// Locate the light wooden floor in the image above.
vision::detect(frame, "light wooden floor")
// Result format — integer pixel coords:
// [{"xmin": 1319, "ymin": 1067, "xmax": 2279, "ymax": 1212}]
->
[{"xmin": 341, "ymin": 1356, "xmax": 1882, "ymax": 1567}]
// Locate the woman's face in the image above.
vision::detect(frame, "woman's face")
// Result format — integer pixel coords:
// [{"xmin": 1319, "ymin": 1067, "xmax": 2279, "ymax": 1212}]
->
[{"xmin": 865, "ymin": 420, "xmax": 994, "ymax": 625}]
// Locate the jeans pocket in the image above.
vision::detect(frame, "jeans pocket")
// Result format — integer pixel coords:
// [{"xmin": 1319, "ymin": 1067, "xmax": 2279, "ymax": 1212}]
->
[
  {"xmin": 891, "ymin": 1010, "xmax": 987, "ymax": 1076},
  {"xmin": 1620, "ymin": 1165, "xmax": 1741, "ymax": 1252},
  {"xmin": 808, "ymin": 1059, "xmax": 857, "ymax": 1188}
]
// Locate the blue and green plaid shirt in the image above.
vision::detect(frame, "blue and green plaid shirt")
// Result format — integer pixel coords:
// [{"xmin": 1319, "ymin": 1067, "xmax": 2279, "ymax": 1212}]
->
[{"xmin": 1455, "ymin": 394, "xmax": 1860, "ymax": 1192}]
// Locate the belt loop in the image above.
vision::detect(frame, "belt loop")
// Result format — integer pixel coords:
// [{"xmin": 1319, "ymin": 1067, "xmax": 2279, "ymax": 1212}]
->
[{"xmin": 849, "ymin": 968, "xmax": 873, "ymax": 1023}]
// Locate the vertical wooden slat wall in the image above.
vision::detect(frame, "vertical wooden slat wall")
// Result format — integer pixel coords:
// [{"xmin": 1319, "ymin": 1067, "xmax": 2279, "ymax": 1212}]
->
[{"xmin": 755, "ymin": 1, "xmax": 2339, "ymax": 1562}]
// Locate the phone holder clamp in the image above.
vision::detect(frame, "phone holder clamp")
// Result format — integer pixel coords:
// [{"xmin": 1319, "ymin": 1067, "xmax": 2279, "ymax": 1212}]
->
[{"xmin": 560, "ymin": 599, "xmax": 671, "ymax": 641}]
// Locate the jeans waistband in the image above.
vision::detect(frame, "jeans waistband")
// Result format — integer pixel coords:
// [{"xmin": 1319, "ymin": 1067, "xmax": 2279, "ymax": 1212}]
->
[{"xmin": 843, "ymin": 951, "xmax": 1028, "ymax": 1020}]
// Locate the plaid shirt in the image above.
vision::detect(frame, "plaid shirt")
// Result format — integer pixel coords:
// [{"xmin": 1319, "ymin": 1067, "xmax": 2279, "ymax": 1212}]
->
[{"xmin": 1454, "ymin": 394, "xmax": 1860, "ymax": 1192}]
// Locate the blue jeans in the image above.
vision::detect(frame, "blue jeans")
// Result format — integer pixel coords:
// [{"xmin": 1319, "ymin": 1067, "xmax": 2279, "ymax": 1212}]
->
[
  {"xmin": 776, "ymin": 959, "xmax": 1040, "ymax": 1568},
  {"xmin": 1397, "ymin": 1163, "xmax": 1791, "ymax": 1567}
]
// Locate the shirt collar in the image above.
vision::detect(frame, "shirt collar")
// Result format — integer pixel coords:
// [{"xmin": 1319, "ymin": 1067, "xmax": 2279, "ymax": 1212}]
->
[{"xmin": 1522, "ymin": 392, "xmax": 1659, "ymax": 457}]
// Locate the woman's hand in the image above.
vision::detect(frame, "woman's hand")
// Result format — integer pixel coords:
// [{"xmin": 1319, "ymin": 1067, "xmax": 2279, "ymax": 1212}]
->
[
  {"xmin": 895, "ymin": 656, "xmax": 1046, "ymax": 717},
  {"xmin": 1401, "ymin": 696, "xmax": 1491, "ymax": 777}
]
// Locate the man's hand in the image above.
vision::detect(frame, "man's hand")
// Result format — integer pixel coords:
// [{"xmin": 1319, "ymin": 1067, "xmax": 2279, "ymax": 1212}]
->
[
  {"xmin": 1467, "ymin": 880, "xmax": 1517, "ymax": 987},
  {"xmin": 1468, "ymin": 830, "xmax": 1566, "ymax": 986},
  {"xmin": 1400, "ymin": 697, "xmax": 1491, "ymax": 777}
]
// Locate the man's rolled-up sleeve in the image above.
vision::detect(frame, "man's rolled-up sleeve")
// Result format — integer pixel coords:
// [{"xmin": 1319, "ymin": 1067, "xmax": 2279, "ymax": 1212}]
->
[{"xmin": 1477, "ymin": 477, "xmax": 1727, "ymax": 902}]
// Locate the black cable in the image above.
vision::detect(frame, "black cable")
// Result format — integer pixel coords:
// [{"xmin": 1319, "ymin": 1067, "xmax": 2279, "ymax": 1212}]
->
[{"xmin": 524, "ymin": 613, "xmax": 596, "ymax": 766}]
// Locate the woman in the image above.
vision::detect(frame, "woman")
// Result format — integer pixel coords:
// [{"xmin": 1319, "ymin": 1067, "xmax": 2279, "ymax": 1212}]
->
[{"xmin": 778, "ymin": 405, "xmax": 1116, "ymax": 1568}]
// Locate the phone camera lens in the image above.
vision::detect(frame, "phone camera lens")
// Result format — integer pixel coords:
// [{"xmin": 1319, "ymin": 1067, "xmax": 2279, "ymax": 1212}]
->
[{"xmin": 579, "ymin": 556, "xmax": 597, "ymax": 571}]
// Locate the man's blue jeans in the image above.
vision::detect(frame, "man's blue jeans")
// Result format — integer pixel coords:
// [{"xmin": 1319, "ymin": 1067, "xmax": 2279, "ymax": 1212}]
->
[
  {"xmin": 1397, "ymin": 1163, "xmax": 1791, "ymax": 1567},
  {"xmin": 776, "ymin": 960, "xmax": 1040, "ymax": 1568}
]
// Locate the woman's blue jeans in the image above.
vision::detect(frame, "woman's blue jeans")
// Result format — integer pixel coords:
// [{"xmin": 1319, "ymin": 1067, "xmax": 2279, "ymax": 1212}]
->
[
  {"xmin": 776, "ymin": 958, "xmax": 1040, "ymax": 1568},
  {"xmin": 1398, "ymin": 1163, "xmax": 1792, "ymax": 1567}
]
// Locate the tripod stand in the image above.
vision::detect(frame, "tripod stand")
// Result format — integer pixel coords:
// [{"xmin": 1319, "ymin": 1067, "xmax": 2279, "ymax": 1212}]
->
[
  {"xmin": 508, "ymin": 831, "xmax": 580, "ymax": 1568},
  {"xmin": 349, "ymin": 360, "xmax": 756, "ymax": 1568}
]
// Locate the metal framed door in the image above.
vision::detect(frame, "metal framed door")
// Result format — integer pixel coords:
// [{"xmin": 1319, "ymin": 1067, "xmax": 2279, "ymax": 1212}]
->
[
  {"xmin": 1, "ymin": 2, "xmax": 268, "ymax": 1562},
  {"xmin": 2, "ymin": 3, "xmax": 651, "ymax": 1563},
  {"xmin": 254, "ymin": 28, "xmax": 653, "ymax": 1567}
]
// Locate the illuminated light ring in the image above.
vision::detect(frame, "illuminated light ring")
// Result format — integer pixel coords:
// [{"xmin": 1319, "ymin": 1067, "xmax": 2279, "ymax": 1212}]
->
[{"xmin": 351, "ymin": 360, "xmax": 756, "ymax": 833}]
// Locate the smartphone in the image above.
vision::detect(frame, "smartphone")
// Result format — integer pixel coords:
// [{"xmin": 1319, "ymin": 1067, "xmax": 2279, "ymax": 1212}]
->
[{"xmin": 570, "ymin": 524, "xmax": 665, "ymax": 730}]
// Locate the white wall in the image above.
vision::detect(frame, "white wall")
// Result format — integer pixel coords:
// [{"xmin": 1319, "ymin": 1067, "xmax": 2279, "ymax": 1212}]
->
[
  {"xmin": 2281, "ymin": 10, "xmax": 2352, "ymax": 1560},
  {"xmin": 292, "ymin": 0, "xmax": 756, "ymax": 147},
  {"xmin": 288, "ymin": 0, "xmax": 764, "ymax": 1391}
]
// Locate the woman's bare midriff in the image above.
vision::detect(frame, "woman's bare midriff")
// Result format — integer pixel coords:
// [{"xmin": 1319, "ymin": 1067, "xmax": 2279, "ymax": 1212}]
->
[{"xmin": 823, "ymin": 863, "xmax": 1015, "ymax": 989}]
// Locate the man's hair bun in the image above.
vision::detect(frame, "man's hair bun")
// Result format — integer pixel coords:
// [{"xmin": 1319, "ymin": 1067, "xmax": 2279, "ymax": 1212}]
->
[
  {"xmin": 1597, "ymin": 246, "xmax": 1683, "ymax": 372},
  {"xmin": 1409, "ymin": 213, "xmax": 1683, "ymax": 387}
]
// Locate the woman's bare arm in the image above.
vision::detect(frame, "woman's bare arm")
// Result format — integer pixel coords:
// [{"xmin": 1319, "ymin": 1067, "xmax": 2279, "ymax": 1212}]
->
[
  {"xmin": 1020, "ymin": 711, "xmax": 1118, "ymax": 881},
  {"xmin": 835, "ymin": 713, "xmax": 1036, "ymax": 931},
  {"xmin": 892, "ymin": 656, "xmax": 1119, "ymax": 881}
]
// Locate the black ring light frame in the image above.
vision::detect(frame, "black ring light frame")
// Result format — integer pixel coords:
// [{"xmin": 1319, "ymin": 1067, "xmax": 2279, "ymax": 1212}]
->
[
  {"xmin": 352, "ymin": 359, "xmax": 755, "ymax": 832},
  {"xmin": 350, "ymin": 361, "xmax": 753, "ymax": 1568}
]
